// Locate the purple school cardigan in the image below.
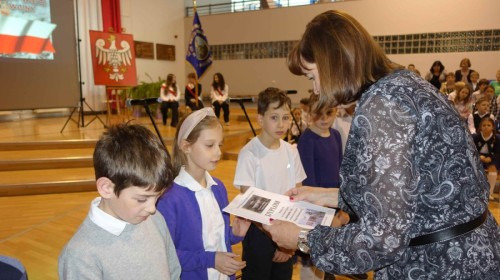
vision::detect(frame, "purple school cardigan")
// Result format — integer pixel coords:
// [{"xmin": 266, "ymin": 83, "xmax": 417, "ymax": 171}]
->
[{"xmin": 157, "ymin": 177, "xmax": 243, "ymax": 280}]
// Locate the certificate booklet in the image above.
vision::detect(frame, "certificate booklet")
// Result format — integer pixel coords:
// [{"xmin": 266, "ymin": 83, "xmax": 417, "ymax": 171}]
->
[{"xmin": 223, "ymin": 187, "xmax": 336, "ymax": 229}]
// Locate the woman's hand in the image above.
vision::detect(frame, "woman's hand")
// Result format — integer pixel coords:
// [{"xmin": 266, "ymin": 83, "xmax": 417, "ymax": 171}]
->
[
  {"xmin": 332, "ymin": 210, "xmax": 350, "ymax": 228},
  {"xmin": 215, "ymin": 252, "xmax": 246, "ymax": 276},
  {"xmin": 285, "ymin": 186, "xmax": 339, "ymax": 208},
  {"xmin": 262, "ymin": 220, "xmax": 302, "ymax": 250},
  {"xmin": 272, "ymin": 248, "xmax": 294, "ymax": 263},
  {"xmin": 232, "ymin": 216, "xmax": 251, "ymax": 237}
]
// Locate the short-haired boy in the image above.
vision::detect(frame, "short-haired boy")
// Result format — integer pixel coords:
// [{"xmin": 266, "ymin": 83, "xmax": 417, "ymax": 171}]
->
[
  {"xmin": 59, "ymin": 124, "xmax": 181, "ymax": 280},
  {"xmin": 234, "ymin": 87, "xmax": 306, "ymax": 279}
]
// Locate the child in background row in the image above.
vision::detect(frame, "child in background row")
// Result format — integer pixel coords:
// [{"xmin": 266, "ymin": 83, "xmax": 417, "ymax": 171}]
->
[
  {"xmin": 157, "ymin": 108, "xmax": 250, "ymax": 280},
  {"xmin": 297, "ymin": 93, "xmax": 342, "ymax": 280},
  {"xmin": 211, "ymin": 73, "xmax": 230, "ymax": 126},
  {"xmin": 286, "ymin": 107, "xmax": 306, "ymax": 144},
  {"xmin": 470, "ymin": 71, "xmax": 480, "ymax": 92},
  {"xmin": 468, "ymin": 97, "xmax": 495, "ymax": 134},
  {"xmin": 491, "ymin": 70, "xmax": 500, "ymax": 97},
  {"xmin": 59, "ymin": 124, "xmax": 181, "ymax": 279},
  {"xmin": 449, "ymin": 83, "xmax": 473, "ymax": 121},
  {"xmin": 234, "ymin": 87, "xmax": 306, "ymax": 280},
  {"xmin": 440, "ymin": 72, "xmax": 456, "ymax": 95},
  {"xmin": 472, "ymin": 118, "xmax": 500, "ymax": 201},
  {"xmin": 185, "ymin": 72, "xmax": 204, "ymax": 112},
  {"xmin": 161, "ymin": 73, "xmax": 181, "ymax": 127},
  {"xmin": 299, "ymin": 97, "xmax": 311, "ymax": 126},
  {"xmin": 472, "ymin": 79, "xmax": 491, "ymax": 104}
]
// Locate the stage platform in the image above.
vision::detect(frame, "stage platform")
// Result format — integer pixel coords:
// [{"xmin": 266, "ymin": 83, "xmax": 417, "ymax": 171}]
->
[{"xmin": 0, "ymin": 106, "xmax": 259, "ymax": 196}]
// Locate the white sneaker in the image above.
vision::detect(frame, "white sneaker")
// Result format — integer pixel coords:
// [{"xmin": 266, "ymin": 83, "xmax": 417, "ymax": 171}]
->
[
  {"xmin": 489, "ymin": 195, "xmax": 495, "ymax": 201},
  {"xmin": 225, "ymin": 122, "xmax": 230, "ymax": 126}
]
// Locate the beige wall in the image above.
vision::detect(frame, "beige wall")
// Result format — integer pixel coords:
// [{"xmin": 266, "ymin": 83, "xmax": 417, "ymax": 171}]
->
[
  {"xmin": 184, "ymin": 0, "xmax": 500, "ymax": 103},
  {"xmin": 121, "ymin": 0, "xmax": 187, "ymax": 87}
]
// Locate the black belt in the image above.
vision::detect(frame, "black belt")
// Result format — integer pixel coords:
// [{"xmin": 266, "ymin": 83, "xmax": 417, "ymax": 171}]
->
[{"xmin": 409, "ymin": 210, "xmax": 488, "ymax": 247}]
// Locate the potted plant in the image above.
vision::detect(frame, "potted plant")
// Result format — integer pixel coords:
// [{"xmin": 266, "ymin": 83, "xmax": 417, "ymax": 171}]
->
[{"xmin": 129, "ymin": 75, "xmax": 164, "ymax": 118}]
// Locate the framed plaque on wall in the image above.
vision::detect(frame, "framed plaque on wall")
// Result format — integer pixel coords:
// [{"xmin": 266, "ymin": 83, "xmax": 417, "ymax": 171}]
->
[
  {"xmin": 156, "ymin": 44, "xmax": 175, "ymax": 61},
  {"xmin": 134, "ymin": 41, "xmax": 154, "ymax": 59}
]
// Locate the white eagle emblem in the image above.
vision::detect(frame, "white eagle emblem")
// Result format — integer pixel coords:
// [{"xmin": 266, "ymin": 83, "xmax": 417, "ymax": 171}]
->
[{"xmin": 95, "ymin": 35, "xmax": 132, "ymax": 81}]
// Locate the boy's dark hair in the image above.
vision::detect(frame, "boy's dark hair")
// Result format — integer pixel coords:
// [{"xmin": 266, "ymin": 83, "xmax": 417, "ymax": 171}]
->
[
  {"xmin": 299, "ymin": 97, "xmax": 310, "ymax": 106},
  {"xmin": 93, "ymin": 124, "xmax": 174, "ymax": 196},
  {"xmin": 257, "ymin": 87, "xmax": 291, "ymax": 115},
  {"xmin": 478, "ymin": 79, "xmax": 490, "ymax": 87}
]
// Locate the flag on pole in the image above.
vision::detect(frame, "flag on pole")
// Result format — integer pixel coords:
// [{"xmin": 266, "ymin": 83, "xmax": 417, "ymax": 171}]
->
[{"xmin": 186, "ymin": 11, "xmax": 212, "ymax": 78}]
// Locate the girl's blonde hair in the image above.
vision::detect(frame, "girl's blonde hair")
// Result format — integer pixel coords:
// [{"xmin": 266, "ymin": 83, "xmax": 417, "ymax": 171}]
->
[{"xmin": 172, "ymin": 113, "xmax": 222, "ymax": 175}]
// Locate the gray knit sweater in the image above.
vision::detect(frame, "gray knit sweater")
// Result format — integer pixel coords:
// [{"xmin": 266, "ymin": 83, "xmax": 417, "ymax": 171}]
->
[{"xmin": 59, "ymin": 212, "xmax": 181, "ymax": 280}]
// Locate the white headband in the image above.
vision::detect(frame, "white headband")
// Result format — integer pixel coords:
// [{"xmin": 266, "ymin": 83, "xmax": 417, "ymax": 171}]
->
[{"xmin": 177, "ymin": 108, "xmax": 216, "ymax": 146}]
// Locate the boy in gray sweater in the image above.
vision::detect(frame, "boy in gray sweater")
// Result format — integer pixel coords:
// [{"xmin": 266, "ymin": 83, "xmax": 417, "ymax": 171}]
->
[{"xmin": 59, "ymin": 124, "xmax": 181, "ymax": 280}]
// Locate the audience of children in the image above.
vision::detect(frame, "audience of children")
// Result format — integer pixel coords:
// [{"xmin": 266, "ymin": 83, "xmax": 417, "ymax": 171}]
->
[
  {"xmin": 59, "ymin": 124, "xmax": 181, "ymax": 279},
  {"xmin": 234, "ymin": 87, "xmax": 306, "ymax": 280},
  {"xmin": 185, "ymin": 72, "xmax": 204, "ymax": 112},
  {"xmin": 160, "ymin": 74, "xmax": 181, "ymax": 127},
  {"xmin": 472, "ymin": 118, "xmax": 500, "ymax": 201},
  {"xmin": 211, "ymin": 73, "xmax": 231, "ymax": 126},
  {"xmin": 157, "ymin": 108, "xmax": 250, "ymax": 280}
]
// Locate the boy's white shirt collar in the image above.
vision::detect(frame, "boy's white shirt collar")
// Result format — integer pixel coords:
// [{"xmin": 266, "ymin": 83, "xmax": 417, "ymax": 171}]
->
[
  {"xmin": 174, "ymin": 166, "xmax": 217, "ymax": 192},
  {"xmin": 89, "ymin": 197, "xmax": 128, "ymax": 236}
]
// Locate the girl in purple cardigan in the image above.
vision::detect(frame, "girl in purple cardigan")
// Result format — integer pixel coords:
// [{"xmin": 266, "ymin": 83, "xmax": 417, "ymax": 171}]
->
[{"xmin": 157, "ymin": 108, "xmax": 250, "ymax": 280}]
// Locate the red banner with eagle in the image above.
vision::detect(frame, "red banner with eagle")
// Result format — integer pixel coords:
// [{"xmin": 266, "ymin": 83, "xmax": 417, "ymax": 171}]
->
[{"xmin": 89, "ymin": 30, "xmax": 137, "ymax": 86}]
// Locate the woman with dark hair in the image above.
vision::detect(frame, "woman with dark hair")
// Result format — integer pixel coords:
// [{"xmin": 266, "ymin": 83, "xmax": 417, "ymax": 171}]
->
[
  {"xmin": 263, "ymin": 10, "xmax": 500, "ymax": 279},
  {"xmin": 210, "ymin": 73, "xmax": 230, "ymax": 125},
  {"xmin": 160, "ymin": 73, "xmax": 181, "ymax": 127},
  {"xmin": 424, "ymin": 60, "xmax": 446, "ymax": 89}
]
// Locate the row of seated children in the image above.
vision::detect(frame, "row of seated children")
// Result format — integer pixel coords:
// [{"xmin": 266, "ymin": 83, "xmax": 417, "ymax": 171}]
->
[{"xmin": 160, "ymin": 72, "xmax": 231, "ymax": 127}]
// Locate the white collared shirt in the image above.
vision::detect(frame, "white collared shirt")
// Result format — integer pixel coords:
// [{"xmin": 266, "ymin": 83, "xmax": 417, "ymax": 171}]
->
[
  {"xmin": 88, "ymin": 197, "xmax": 128, "ymax": 236},
  {"xmin": 174, "ymin": 167, "xmax": 228, "ymax": 280}
]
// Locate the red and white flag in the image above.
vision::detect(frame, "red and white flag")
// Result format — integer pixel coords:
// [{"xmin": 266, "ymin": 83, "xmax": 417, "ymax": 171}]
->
[{"xmin": 0, "ymin": 14, "xmax": 56, "ymax": 55}]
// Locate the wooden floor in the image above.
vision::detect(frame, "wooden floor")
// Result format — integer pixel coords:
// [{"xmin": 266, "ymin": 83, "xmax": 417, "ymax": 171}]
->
[{"xmin": 0, "ymin": 110, "xmax": 499, "ymax": 280}]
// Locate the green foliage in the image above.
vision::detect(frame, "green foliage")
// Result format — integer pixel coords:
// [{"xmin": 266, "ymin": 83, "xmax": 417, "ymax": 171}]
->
[{"xmin": 129, "ymin": 75, "xmax": 164, "ymax": 114}]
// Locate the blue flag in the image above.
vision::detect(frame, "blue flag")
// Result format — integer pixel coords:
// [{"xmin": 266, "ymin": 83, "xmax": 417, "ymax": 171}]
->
[{"xmin": 186, "ymin": 11, "xmax": 212, "ymax": 78}]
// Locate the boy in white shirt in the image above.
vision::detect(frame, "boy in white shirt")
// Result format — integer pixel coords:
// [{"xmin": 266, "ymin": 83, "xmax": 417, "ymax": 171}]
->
[
  {"xmin": 234, "ymin": 87, "xmax": 306, "ymax": 280},
  {"xmin": 59, "ymin": 124, "xmax": 181, "ymax": 280}
]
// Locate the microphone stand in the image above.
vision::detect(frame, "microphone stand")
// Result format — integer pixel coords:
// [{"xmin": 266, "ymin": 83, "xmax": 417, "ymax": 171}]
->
[
  {"xmin": 142, "ymin": 103, "xmax": 170, "ymax": 158},
  {"xmin": 231, "ymin": 98, "xmax": 256, "ymax": 136}
]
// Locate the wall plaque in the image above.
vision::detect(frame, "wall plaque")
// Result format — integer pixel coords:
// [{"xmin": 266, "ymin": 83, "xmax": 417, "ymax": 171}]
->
[
  {"xmin": 134, "ymin": 41, "xmax": 154, "ymax": 59},
  {"xmin": 156, "ymin": 44, "xmax": 175, "ymax": 61}
]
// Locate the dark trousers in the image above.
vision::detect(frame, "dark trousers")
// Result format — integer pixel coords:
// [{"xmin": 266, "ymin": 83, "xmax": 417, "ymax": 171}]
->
[
  {"xmin": 160, "ymin": 101, "xmax": 179, "ymax": 126},
  {"xmin": 213, "ymin": 101, "xmax": 230, "ymax": 123},
  {"xmin": 241, "ymin": 224, "xmax": 293, "ymax": 280},
  {"xmin": 186, "ymin": 99, "xmax": 204, "ymax": 112}
]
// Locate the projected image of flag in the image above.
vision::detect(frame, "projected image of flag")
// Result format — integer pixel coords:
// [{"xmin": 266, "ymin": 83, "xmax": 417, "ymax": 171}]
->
[
  {"xmin": 0, "ymin": 0, "xmax": 56, "ymax": 60},
  {"xmin": 186, "ymin": 11, "xmax": 212, "ymax": 78}
]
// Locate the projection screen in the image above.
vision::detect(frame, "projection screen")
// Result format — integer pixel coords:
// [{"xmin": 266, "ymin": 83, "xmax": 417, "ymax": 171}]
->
[{"xmin": 0, "ymin": 0, "xmax": 80, "ymax": 110}]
